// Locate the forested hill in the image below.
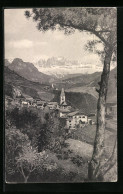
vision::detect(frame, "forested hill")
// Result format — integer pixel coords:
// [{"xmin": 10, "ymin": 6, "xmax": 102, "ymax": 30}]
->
[
  {"xmin": 59, "ymin": 67, "xmax": 117, "ymax": 103},
  {"xmin": 4, "ymin": 66, "xmax": 54, "ymax": 101}
]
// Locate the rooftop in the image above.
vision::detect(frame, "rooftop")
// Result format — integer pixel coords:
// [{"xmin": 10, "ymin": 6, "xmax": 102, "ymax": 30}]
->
[
  {"xmin": 67, "ymin": 111, "xmax": 79, "ymax": 116},
  {"xmin": 61, "ymin": 101, "xmax": 67, "ymax": 106},
  {"xmin": 37, "ymin": 104, "xmax": 44, "ymax": 106},
  {"xmin": 67, "ymin": 111, "xmax": 87, "ymax": 117},
  {"xmin": 59, "ymin": 109, "xmax": 70, "ymax": 113},
  {"xmin": 48, "ymin": 102, "xmax": 58, "ymax": 105},
  {"xmin": 37, "ymin": 101, "xmax": 46, "ymax": 104}
]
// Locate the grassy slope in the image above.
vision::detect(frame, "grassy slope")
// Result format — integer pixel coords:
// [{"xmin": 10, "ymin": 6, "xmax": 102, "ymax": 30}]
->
[
  {"xmin": 65, "ymin": 118, "xmax": 117, "ymax": 181},
  {"xmin": 60, "ymin": 67, "xmax": 117, "ymax": 103},
  {"xmin": 4, "ymin": 66, "xmax": 54, "ymax": 101}
]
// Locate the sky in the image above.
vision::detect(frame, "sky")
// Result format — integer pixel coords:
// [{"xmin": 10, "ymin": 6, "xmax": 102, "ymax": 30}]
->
[{"xmin": 4, "ymin": 9, "xmax": 104, "ymax": 66}]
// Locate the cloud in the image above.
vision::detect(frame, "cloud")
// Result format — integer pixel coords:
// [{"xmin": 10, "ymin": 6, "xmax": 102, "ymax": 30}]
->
[
  {"xmin": 35, "ymin": 41, "xmax": 47, "ymax": 46},
  {"xmin": 8, "ymin": 39, "xmax": 33, "ymax": 48}
]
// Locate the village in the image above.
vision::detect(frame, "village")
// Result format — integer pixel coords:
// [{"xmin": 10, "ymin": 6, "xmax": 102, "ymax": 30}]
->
[{"xmin": 5, "ymin": 86, "xmax": 117, "ymax": 131}]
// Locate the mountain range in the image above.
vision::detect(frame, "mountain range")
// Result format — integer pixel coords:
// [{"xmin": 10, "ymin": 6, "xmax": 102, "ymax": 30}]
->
[
  {"xmin": 34, "ymin": 57, "xmax": 103, "ymax": 77},
  {"xmin": 5, "ymin": 57, "xmax": 117, "ymax": 103},
  {"xmin": 5, "ymin": 58, "xmax": 57, "ymax": 84}
]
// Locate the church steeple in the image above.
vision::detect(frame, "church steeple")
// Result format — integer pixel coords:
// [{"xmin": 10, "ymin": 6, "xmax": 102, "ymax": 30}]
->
[{"xmin": 60, "ymin": 88, "xmax": 65, "ymax": 104}]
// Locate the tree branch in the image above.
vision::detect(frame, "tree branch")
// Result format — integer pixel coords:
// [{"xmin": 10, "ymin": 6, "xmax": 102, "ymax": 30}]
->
[
  {"xmin": 28, "ymin": 13, "xmax": 111, "ymax": 47},
  {"xmin": 20, "ymin": 165, "xmax": 26, "ymax": 179},
  {"xmin": 59, "ymin": 22, "xmax": 111, "ymax": 47}
]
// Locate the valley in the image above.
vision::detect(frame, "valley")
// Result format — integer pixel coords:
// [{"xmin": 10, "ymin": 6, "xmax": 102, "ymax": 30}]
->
[
  {"xmin": 5, "ymin": 57, "xmax": 117, "ymax": 107},
  {"xmin": 4, "ymin": 57, "xmax": 117, "ymax": 183}
]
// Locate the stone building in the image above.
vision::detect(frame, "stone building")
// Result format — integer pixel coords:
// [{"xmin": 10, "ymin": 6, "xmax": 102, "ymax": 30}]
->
[{"xmin": 66, "ymin": 111, "xmax": 88, "ymax": 129}]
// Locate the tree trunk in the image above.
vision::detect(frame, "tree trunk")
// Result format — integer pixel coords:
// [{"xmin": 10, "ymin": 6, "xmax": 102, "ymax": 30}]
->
[
  {"xmin": 24, "ymin": 176, "xmax": 29, "ymax": 183},
  {"xmin": 88, "ymin": 46, "xmax": 113, "ymax": 181}
]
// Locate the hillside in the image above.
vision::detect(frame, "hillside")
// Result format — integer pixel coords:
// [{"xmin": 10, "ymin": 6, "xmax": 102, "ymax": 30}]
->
[
  {"xmin": 60, "ymin": 67, "xmax": 117, "ymax": 103},
  {"xmin": 4, "ymin": 66, "xmax": 54, "ymax": 101},
  {"xmin": 54, "ymin": 71, "xmax": 101, "ymax": 90},
  {"xmin": 4, "ymin": 65, "xmax": 97, "ymax": 112},
  {"xmin": 6, "ymin": 58, "xmax": 57, "ymax": 84},
  {"xmin": 63, "ymin": 72, "xmax": 101, "ymax": 85},
  {"xmin": 52, "ymin": 90, "xmax": 97, "ymax": 114}
]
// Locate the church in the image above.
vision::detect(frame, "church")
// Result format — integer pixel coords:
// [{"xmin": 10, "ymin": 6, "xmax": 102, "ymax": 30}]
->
[{"xmin": 59, "ymin": 88, "xmax": 72, "ymax": 117}]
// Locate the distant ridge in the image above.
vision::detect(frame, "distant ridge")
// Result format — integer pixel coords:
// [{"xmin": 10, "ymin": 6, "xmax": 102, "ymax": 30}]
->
[{"xmin": 5, "ymin": 58, "xmax": 57, "ymax": 84}]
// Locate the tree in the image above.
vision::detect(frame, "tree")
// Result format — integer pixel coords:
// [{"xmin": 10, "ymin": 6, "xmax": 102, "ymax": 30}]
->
[
  {"xmin": 38, "ymin": 111, "xmax": 60, "ymax": 152},
  {"xmin": 25, "ymin": 8, "xmax": 117, "ymax": 181},
  {"xmin": 6, "ymin": 107, "xmax": 45, "ymax": 148},
  {"xmin": 5, "ymin": 126, "xmax": 31, "ymax": 181},
  {"xmin": 6, "ymin": 125, "xmax": 58, "ymax": 183},
  {"xmin": 16, "ymin": 146, "xmax": 46, "ymax": 182}
]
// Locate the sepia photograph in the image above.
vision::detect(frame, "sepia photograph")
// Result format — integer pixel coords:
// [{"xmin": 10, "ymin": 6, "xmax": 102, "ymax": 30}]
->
[{"xmin": 4, "ymin": 7, "xmax": 117, "ymax": 183}]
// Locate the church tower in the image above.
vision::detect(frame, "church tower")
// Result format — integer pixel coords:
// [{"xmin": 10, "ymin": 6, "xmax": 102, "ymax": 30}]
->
[{"xmin": 60, "ymin": 88, "xmax": 65, "ymax": 105}]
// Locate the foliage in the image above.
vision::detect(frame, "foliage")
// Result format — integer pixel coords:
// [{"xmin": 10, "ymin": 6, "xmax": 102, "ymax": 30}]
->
[
  {"xmin": 5, "ymin": 84, "xmax": 13, "ymax": 98},
  {"xmin": 16, "ymin": 146, "xmax": 57, "ymax": 182},
  {"xmin": 25, "ymin": 8, "xmax": 116, "ymax": 56},
  {"xmin": 6, "ymin": 106, "xmax": 68, "ymax": 155},
  {"xmin": 5, "ymin": 126, "xmax": 30, "ymax": 180},
  {"xmin": 5, "ymin": 123, "xmax": 59, "ymax": 182},
  {"xmin": 38, "ymin": 111, "xmax": 68, "ymax": 152},
  {"xmin": 6, "ymin": 107, "xmax": 45, "ymax": 148},
  {"xmin": 71, "ymin": 155, "xmax": 86, "ymax": 167}
]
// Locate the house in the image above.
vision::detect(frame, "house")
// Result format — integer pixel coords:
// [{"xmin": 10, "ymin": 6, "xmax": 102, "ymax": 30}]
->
[
  {"xmin": 36, "ymin": 99, "xmax": 46, "ymax": 104},
  {"xmin": 66, "ymin": 111, "xmax": 88, "ymax": 129},
  {"xmin": 79, "ymin": 120, "xmax": 86, "ymax": 128},
  {"xmin": 36, "ymin": 100, "xmax": 46, "ymax": 109},
  {"xmin": 37, "ymin": 104, "xmax": 44, "ymax": 109},
  {"xmin": 23, "ymin": 95, "xmax": 34, "ymax": 103},
  {"xmin": 47, "ymin": 102, "xmax": 58, "ymax": 110},
  {"xmin": 87, "ymin": 113, "xmax": 97, "ymax": 125},
  {"xmin": 31, "ymin": 102, "xmax": 37, "ymax": 107},
  {"xmin": 59, "ymin": 111, "xmax": 69, "ymax": 118},
  {"xmin": 59, "ymin": 109, "xmax": 70, "ymax": 118},
  {"xmin": 37, "ymin": 101, "xmax": 45, "ymax": 109},
  {"xmin": 21, "ymin": 101, "xmax": 29, "ymax": 108},
  {"xmin": 60, "ymin": 101, "xmax": 72, "ymax": 111}
]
